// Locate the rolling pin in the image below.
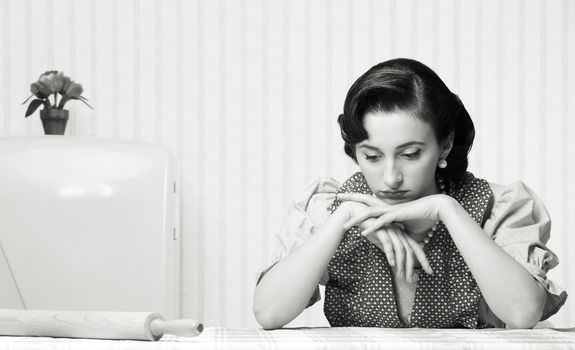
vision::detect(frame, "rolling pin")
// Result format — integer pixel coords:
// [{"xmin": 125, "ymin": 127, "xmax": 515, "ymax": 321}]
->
[{"xmin": 0, "ymin": 309, "xmax": 203, "ymax": 341}]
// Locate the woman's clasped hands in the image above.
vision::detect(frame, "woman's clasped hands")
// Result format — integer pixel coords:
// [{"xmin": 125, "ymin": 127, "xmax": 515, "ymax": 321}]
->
[{"xmin": 337, "ymin": 192, "xmax": 443, "ymax": 282}]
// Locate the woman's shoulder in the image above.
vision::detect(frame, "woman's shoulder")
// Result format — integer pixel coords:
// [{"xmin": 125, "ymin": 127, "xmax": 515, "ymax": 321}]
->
[
  {"xmin": 487, "ymin": 180, "xmax": 542, "ymax": 202},
  {"xmin": 486, "ymin": 179, "xmax": 548, "ymax": 216},
  {"xmin": 453, "ymin": 172, "xmax": 544, "ymax": 207},
  {"xmin": 481, "ymin": 178, "xmax": 551, "ymax": 240}
]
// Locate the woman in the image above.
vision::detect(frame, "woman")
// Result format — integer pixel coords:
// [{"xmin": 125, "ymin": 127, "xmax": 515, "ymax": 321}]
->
[{"xmin": 253, "ymin": 58, "xmax": 567, "ymax": 329}]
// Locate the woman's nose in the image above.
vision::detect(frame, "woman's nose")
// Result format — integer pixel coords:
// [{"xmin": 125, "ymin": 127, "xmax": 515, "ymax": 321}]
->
[{"xmin": 384, "ymin": 163, "xmax": 403, "ymax": 188}]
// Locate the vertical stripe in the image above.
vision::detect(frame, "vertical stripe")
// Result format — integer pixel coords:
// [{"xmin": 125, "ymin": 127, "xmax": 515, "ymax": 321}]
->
[
  {"xmin": 69, "ymin": 0, "xmax": 77, "ymax": 135},
  {"xmin": 412, "ymin": 0, "xmax": 418, "ymax": 58},
  {"xmin": 90, "ymin": 0, "xmax": 97, "ymax": 135},
  {"xmin": 283, "ymin": 0, "xmax": 290, "ymax": 208},
  {"xmin": 176, "ymin": 0, "xmax": 183, "ymax": 164},
  {"xmin": 390, "ymin": 0, "xmax": 396, "ymax": 57},
  {"xmin": 561, "ymin": 0, "xmax": 570, "ymax": 327},
  {"xmin": 155, "ymin": 0, "xmax": 162, "ymax": 142},
  {"xmin": 240, "ymin": 0, "xmax": 247, "ymax": 327},
  {"xmin": 112, "ymin": 0, "xmax": 119, "ymax": 138},
  {"xmin": 304, "ymin": 0, "xmax": 312, "ymax": 326},
  {"xmin": 261, "ymin": 0, "xmax": 269, "ymax": 269},
  {"xmin": 133, "ymin": 0, "xmax": 141, "ymax": 140},
  {"xmin": 368, "ymin": 0, "xmax": 375, "ymax": 63},
  {"xmin": 2, "ymin": 0, "xmax": 9, "ymax": 136},
  {"xmin": 25, "ymin": 0, "xmax": 32, "ymax": 135},
  {"xmin": 540, "ymin": 0, "xmax": 546, "ymax": 201},
  {"xmin": 475, "ymin": 0, "xmax": 482, "ymax": 173},
  {"xmin": 346, "ymin": 0, "xmax": 354, "ymax": 176},
  {"xmin": 432, "ymin": 0, "xmax": 438, "ymax": 68},
  {"xmin": 219, "ymin": 0, "xmax": 227, "ymax": 325},
  {"xmin": 347, "ymin": 0, "xmax": 353, "ymax": 76},
  {"xmin": 325, "ymin": 0, "xmax": 333, "ymax": 176},
  {"xmin": 304, "ymin": 0, "xmax": 311, "ymax": 182},
  {"xmin": 518, "ymin": 0, "xmax": 525, "ymax": 178},
  {"xmin": 496, "ymin": 0, "xmax": 503, "ymax": 180},
  {"xmin": 197, "ymin": 0, "xmax": 205, "ymax": 323},
  {"xmin": 176, "ymin": 0, "xmax": 183, "ymax": 319},
  {"xmin": 453, "ymin": 0, "xmax": 460, "ymax": 92},
  {"xmin": 47, "ymin": 0, "xmax": 54, "ymax": 68}
]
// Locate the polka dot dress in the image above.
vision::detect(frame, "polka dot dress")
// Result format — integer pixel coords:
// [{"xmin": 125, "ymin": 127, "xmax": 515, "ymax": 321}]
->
[{"xmin": 324, "ymin": 172, "xmax": 494, "ymax": 329}]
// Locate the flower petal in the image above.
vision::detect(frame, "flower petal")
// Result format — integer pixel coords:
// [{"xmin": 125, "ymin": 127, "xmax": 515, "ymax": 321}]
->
[
  {"xmin": 65, "ymin": 82, "xmax": 83, "ymax": 98},
  {"xmin": 52, "ymin": 71, "xmax": 65, "ymax": 93},
  {"xmin": 39, "ymin": 76, "xmax": 56, "ymax": 94},
  {"xmin": 60, "ymin": 76, "xmax": 72, "ymax": 94},
  {"xmin": 30, "ymin": 82, "xmax": 51, "ymax": 98}
]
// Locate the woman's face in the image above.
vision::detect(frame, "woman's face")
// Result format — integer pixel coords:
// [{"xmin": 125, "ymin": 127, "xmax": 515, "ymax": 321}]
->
[{"xmin": 354, "ymin": 109, "xmax": 451, "ymax": 204}]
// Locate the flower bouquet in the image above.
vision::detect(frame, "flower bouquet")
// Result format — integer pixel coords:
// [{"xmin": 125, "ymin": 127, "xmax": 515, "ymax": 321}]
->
[{"xmin": 23, "ymin": 71, "xmax": 92, "ymax": 135}]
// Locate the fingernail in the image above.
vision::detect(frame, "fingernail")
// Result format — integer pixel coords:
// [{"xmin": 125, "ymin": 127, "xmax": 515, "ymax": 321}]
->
[{"xmin": 389, "ymin": 258, "xmax": 395, "ymax": 267}]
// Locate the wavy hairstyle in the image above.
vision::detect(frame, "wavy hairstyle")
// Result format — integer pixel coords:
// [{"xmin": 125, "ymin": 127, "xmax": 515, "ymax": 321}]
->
[{"xmin": 337, "ymin": 58, "xmax": 475, "ymax": 181}]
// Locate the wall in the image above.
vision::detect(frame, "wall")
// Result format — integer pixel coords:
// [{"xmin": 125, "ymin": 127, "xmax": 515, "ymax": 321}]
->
[{"xmin": 0, "ymin": 0, "xmax": 573, "ymax": 328}]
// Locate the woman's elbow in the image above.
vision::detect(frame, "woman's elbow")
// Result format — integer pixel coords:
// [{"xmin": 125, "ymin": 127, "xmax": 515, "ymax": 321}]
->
[
  {"xmin": 504, "ymin": 283, "xmax": 547, "ymax": 329},
  {"xmin": 253, "ymin": 305, "xmax": 284, "ymax": 330},
  {"xmin": 504, "ymin": 305, "xmax": 544, "ymax": 329}
]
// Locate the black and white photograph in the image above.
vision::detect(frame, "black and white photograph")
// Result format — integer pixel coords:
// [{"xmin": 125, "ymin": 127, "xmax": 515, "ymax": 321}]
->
[{"xmin": 0, "ymin": 0, "xmax": 574, "ymax": 348}]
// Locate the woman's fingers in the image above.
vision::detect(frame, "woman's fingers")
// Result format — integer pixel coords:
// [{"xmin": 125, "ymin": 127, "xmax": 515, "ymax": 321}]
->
[
  {"xmin": 362, "ymin": 223, "xmax": 433, "ymax": 280},
  {"xmin": 395, "ymin": 232, "xmax": 415, "ymax": 282},
  {"xmin": 405, "ymin": 237, "xmax": 434, "ymax": 275},
  {"xmin": 371, "ymin": 229, "xmax": 395, "ymax": 267},
  {"xmin": 343, "ymin": 207, "xmax": 387, "ymax": 230},
  {"xmin": 383, "ymin": 230, "xmax": 405, "ymax": 279},
  {"xmin": 360, "ymin": 214, "xmax": 393, "ymax": 236}
]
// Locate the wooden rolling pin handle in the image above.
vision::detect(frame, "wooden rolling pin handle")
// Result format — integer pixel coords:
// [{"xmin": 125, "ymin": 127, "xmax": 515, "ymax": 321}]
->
[{"xmin": 149, "ymin": 318, "xmax": 204, "ymax": 338}]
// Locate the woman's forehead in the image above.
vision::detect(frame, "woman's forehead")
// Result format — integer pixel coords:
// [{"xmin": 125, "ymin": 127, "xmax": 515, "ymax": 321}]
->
[{"xmin": 361, "ymin": 110, "xmax": 436, "ymax": 148}]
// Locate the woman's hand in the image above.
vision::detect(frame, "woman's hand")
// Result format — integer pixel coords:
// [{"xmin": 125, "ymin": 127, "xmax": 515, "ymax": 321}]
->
[
  {"xmin": 340, "ymin": 193, "xmax": 451, "ymax": 237},
  {"xmin": 337, "ymin": 197, "xmax": 433, "ymax": 280},
  {"xmin": 362, "ymin": 222, "xmax": 433, "ymax": 281}
]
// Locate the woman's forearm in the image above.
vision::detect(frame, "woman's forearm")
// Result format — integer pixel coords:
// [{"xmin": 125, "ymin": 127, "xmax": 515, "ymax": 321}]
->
[
  {"xmin": 253, "ymin": 205, "xmax": 350, "ymax": 329},
  {"xmin": 439, "ymin": 197, "xmax": 547, "ymax": 328}
]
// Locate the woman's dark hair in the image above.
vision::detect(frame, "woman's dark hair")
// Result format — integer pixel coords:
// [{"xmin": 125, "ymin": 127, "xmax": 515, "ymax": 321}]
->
[{"xmin": 338, "ymin": 58, "xmax": 475, "ymax": 181}]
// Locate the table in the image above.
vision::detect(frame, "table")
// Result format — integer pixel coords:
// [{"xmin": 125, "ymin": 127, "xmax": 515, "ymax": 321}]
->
[{"xmin": 1, "ymin": 326, "xmax": 575, "ymax": 349}]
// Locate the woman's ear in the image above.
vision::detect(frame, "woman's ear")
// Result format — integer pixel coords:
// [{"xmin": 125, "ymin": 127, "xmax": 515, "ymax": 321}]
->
[{"xmin": 440, "ymin": 132, "xmax": 455, "ymax": 159}]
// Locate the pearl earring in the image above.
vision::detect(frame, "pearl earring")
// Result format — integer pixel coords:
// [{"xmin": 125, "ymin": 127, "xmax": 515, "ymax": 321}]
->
[{"xmin": 438, "ymin": 159, "xmax": 447, "ymax": 168}]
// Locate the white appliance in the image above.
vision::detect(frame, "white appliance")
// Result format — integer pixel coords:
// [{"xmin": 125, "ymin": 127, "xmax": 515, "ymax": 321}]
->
[{"xmin": 0, "ymin": 137, "xmax": 180, "ymax": 319}]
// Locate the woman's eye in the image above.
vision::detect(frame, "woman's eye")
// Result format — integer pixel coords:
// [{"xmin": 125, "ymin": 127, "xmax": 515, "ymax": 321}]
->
[
  {"xmin": 402, "ymin": 150, "xmax": 421, "ymax": 159},
  {"xmin": 364, "ymin": 154, "xmax": 381, "ymax": 162}
]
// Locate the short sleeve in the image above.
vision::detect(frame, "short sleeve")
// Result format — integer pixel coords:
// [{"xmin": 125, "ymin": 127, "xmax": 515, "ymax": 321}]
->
[
  {"xmin": 255, "ymin": 177, "xmax": 339, "ymax": 306},
  {"xmin": 483, "ymin": 181, "xmax": 568, "ymax": 321}
]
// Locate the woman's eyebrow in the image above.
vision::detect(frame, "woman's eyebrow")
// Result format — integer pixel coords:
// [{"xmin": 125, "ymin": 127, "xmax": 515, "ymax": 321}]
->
[
  {"xmin": 358, "ymin": 141, "xmax": 425, "ymax": 151},
  {"xmin": 396, "ymin": 141, "xmax": 425, "ymax": 149},
  {"xmin": 358, "ymin": 144, "xmax": 382, "ymax": 151}
]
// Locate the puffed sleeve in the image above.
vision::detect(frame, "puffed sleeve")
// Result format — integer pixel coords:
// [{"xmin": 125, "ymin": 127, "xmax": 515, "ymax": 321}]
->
[
  {"xmin": 255, "ymin": 177, "xmax": 339, "ymax": 306},
  {"xmin": 483, "ymin": 181, "xmax": 568, "ymax": 321}
]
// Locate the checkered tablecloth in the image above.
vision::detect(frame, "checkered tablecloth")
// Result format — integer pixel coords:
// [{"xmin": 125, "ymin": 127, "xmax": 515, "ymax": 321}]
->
[{"xmin": 1, "ymin": 327, "xmax": 575, "ymax": 349}]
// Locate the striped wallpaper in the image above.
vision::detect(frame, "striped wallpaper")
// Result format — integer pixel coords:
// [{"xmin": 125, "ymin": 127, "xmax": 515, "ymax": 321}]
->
[{"xmin": 0, "ymin": 0, "xmax": 573, "ymax": 328}]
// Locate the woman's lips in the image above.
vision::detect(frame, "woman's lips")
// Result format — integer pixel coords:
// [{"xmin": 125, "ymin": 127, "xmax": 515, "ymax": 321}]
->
[{"xmin": 378, "ymin": 190, "xmax": 408, "ymax": 199}]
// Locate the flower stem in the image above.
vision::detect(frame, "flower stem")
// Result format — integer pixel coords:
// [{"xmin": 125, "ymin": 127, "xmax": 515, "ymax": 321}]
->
[{"xmin": 54, "ymin": 93, "xmax": 58, "ymax": 107}]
